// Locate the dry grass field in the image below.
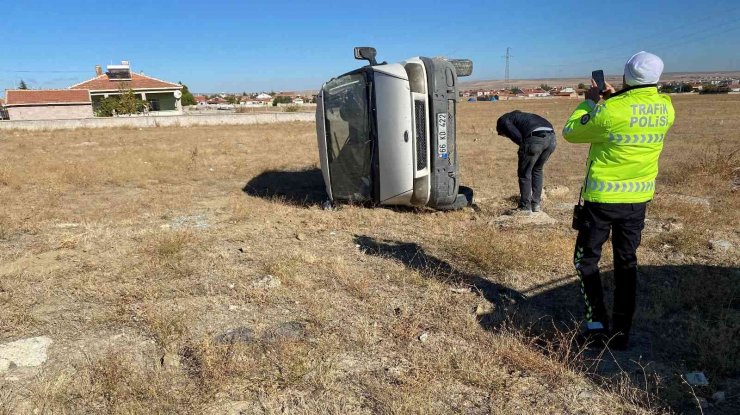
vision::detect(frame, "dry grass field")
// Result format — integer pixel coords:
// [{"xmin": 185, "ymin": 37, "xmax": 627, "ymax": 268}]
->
[{"xmin": 0, "ymin": 95, "xmax": 738, "ymax": 414}]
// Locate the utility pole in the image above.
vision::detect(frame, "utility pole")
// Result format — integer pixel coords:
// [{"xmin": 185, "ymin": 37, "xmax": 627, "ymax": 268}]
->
[{"xmin": 504, "ymin": 47, "xmax": 511, "ymax": 85}]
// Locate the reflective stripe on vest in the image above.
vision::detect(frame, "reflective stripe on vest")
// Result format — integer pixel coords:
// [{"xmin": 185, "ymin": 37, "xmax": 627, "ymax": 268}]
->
[
  {"xmin": 586, "ymin": 179, "xmax": 655, "ymax": 193},
  {"xmin": 608, "ymin": 133, "xmax": 665, "ymax": 144}
]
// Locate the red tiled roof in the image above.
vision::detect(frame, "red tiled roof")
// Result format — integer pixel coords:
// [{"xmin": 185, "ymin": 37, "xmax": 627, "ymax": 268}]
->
[
  {"xmin": 5, "ymin": 89, "xmax": 91, "ymax": 106},
  {"xmin": 69, "ymin": 72, "xmax": 182, "ymax": 91}
]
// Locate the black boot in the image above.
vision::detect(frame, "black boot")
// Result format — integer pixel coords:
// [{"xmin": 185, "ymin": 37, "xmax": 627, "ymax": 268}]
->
[
  {"xmin": 610, "ymin": 267, "xmax": 637, "ymax": 351},
  {"xmin": 609, "ymin": 313, "xmax": 631, "ymax": 350},
  {"xmin": 575, "ymin": 270, "xmax": 611, "ymax": 349}
]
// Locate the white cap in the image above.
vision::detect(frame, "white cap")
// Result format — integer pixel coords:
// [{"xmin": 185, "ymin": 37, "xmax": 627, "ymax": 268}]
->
[{"xmin": 624, "ymin": 51, "xmax": 664, "ymax": 86}]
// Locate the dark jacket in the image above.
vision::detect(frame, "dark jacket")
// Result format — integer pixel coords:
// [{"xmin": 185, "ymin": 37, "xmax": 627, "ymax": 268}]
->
[{"xmin": 496, "ymin": 110, "xmax": 554, "ymax": 146}]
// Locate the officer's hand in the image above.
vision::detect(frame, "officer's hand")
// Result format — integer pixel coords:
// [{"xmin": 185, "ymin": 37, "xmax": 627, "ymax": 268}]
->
[
  {"xmin": 603, "ymin": 81, "xmax": 616, "ymax": 99},
  {"xmin": 585, "ymin": 81, "xmax": 601, "ymax": 102}
]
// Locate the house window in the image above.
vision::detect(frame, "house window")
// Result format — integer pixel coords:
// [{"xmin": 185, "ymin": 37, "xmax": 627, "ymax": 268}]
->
[{"xmin": 148, "ymin": 99, "xmax": 160, "ymax": 111}]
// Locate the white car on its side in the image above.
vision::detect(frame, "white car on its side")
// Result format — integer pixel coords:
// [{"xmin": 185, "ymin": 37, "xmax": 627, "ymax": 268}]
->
[{"xmin": 316, "ymin": 47, "xmax": 474, "ymax": 210}]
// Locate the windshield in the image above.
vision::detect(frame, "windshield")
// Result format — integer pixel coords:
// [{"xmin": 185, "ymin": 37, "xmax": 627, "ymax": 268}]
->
[{"xmin": 322, "ymin": 72, "xmax": 373, "ymax": 201}]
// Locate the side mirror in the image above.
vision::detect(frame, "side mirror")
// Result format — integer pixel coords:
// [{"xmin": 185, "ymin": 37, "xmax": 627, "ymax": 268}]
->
[
  {"xmin": 448, "ymin": 59, "xmax": 473, "ymax": 77},
  {"xmin": 354, "ymin": 47, "xmax": 378, "ymax": 66}
]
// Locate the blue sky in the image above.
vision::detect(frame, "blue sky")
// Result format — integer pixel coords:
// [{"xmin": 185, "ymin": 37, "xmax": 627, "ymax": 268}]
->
[{"xmin": 1, "ymin": 0, "xmax": 739, "ymax": 93}]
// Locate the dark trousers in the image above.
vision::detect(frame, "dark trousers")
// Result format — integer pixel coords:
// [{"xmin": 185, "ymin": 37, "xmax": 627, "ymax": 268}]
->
[
  {"xmin": 574, "ymin": 201, "xmax": 646, "ymax": 336},
  {"xmin": 517, "ymin": 132, "xmax": 556, "ymax": 208}
]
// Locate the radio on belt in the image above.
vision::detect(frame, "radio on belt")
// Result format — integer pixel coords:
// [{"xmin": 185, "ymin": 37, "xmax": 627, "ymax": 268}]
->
[{"xmin": 315, "ymin": 47, "xmax": 474, "ymax": 210}]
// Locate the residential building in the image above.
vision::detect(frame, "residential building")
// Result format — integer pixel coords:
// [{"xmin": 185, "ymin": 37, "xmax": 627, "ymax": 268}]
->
[
  {"xmin": 69, "ymin": 61, "xmax": 183, "ymax": 114},
  {"xmin": 207, "ymin": 97, "xmax": 227, "ymax": 105},
  {"xmin": 522, "ymin": 88, "xmax": 550, "ymax": 98},
  {"xmin": 555, "ymin": 87, "xmax": 578, "ymax": 98},
  {"xmin": 3, "ymin": 89, "xmax": 93, "ymax": 120}
]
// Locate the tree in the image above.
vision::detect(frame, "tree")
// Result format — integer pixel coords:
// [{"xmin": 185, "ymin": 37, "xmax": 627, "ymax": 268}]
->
[
  {"xmin": 18, "ymin": 80, "xmax": 28, "ymax": 90},
  {"xmin": 94, "ymin": 87, "xmax": 147, "ymax": 117},
  {"xmin": 225, "ymin": 95, "xmax": 239, "ymax": 105},
  {"xmin": 272, "ymin": 96, "xmax": 293, "ymax": 106},
  {"xmin": 178, "ymin": 82, "xmax": 197, "ymax": 106},
  {"xmin": 577, "ymin": 82, "xmax": 587, "ymax": 90},
  {"xmin": 699, "ymin": 84, "xmax": 730, "ymax": 94},
  {"xmin": 95, "ymin": 96, "xmax": 120, "ymax": 117},
  {"xmin": 540, "ymin": 83, "xmax": 551, "ymax": 91},
  {"xmin": 509, "ymin": 87, "xmax": 522, "ymax": 94},
  {"xmin": 118, "ymin": 88, "xmax": 147, "ymax": 114}
]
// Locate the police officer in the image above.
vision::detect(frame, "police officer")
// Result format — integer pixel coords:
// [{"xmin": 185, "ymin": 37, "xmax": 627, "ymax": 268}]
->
[
  {"xmin": 562, "ymin": 51, "xmax": 675, "ymax": 349},
  {"xmin": 496, "ymin": 111, "xmax": 557, "ymax": 212}
]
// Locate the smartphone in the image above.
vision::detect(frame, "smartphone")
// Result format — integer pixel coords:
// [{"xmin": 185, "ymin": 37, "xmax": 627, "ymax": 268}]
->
[{"xmin": 592, "ymin": 70, "xmax": 606, "ymax": 92}]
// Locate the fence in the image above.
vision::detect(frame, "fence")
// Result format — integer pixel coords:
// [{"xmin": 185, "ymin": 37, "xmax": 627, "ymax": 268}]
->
[{"xmin": 0, "ymin": 112, "xmax": 315, "ymax": 131}]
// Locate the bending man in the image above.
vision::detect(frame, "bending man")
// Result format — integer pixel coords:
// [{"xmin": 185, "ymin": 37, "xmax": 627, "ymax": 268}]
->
[{"xmin": 496, "ymin": 110, "xmax": 557, "ymax": 212}]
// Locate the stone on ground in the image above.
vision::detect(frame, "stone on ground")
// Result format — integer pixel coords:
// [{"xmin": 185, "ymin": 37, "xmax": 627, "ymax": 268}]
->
[
  {"xmin": 0, "ymin": 336, "xmax": 53, "ymax": 373},
  {"xmin": 490, "ymin": 211, "xmax": 557, "ymax": 227},
  {"xmin": 252, "ymin": 275, "xmax": 281, "ymax": 289},
  {"xmin": 709, "ymin": 239, "xmax": 732, "ymax": 252}
]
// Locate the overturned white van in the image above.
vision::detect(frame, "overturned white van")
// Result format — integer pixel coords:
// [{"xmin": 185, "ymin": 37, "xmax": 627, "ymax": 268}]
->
[{"xmin": 316, "ymin": 47, "xmax": 474, "ymax": 210}]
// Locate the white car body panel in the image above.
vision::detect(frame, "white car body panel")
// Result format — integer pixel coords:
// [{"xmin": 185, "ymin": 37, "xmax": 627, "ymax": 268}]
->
[{"xmin": 373, "ymin": 68, "xmax": 414, "ymax": 205}]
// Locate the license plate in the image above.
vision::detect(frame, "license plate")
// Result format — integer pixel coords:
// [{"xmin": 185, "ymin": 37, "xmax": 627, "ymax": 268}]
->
[{"xmin": 437, "ymin": 113, "xmax": 448, "ymax": 158}]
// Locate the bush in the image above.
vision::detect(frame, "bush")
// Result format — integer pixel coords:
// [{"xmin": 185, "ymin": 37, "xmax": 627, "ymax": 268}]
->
[
  {"xmin": 94, "ymin": 89, "xmax": 147, "ymax": 117},
  {"xmin": 272, "ymin": 96, "xmax": 293, "ymax": 107},
  {"xmin": 179, "ymin": 82, "xmax": 196, "ymax": 106},
  {"xmin": 699, "ymin": 84, "xmax": 730, "ymax": 94},
  {"xmin": 283, "ymin": 105, "xmax": 300, "ymax": 113}
]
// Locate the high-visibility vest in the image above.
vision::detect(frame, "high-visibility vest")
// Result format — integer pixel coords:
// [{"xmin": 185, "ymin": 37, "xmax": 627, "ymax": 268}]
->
[{"xmin": 563, "ymin": 85, "xmax": 675, "ymax": 203}]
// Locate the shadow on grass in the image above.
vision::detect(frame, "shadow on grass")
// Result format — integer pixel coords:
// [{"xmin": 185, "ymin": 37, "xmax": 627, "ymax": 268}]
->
[
  {"xmin": 354, "ymin": 235, "xmax": 526, "ymax": 328},
  {"xmin": 242, "ymin": 168, "xmax": 438, "ymax": 213},
  {"xmin": 354, "ymin": 234, "xmax": 740, "ymax": 413},
  {"xmin": 242, "ymin": 168, "xmax": 326, "ymax": 207}
]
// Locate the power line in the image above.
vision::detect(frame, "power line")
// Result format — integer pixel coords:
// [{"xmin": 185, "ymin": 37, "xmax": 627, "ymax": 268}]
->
[
  {"xmin": 503, "ymin": 47, "xmax": 512, "ymax": 83},
  {"xmin": 525, "ymin": 11, "xmax": 740, "ymax": 70}
]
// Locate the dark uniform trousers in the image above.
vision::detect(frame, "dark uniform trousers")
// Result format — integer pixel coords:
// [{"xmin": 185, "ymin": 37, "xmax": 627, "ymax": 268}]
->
[{"xmin": 574, "ymin": 201, "xmax": 647, "ymax": 337}]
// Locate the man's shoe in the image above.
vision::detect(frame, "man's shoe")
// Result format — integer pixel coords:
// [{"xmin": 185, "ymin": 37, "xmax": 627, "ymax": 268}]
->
[
  {"xmin": 512, "ymin": 206, "xmax": 532, "ymax": 215},
  {"xmin": 532, "ymin": 203, "xmax": 541, "ymax": 212}
]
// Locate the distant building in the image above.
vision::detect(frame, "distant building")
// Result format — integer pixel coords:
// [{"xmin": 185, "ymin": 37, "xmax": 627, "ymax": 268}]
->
[
  {"xmin": 69, "ymin": 61, "xmax": 183, "ymax": 114},
  {"xmin": 3, "ymin": 89, "xmax": 93, "ymax": 120},
  {"xmin": 207, "ymin": 97, "xmax": 227, "ymax": 105},
  {"xmin": 240, "ymin": 94, "xmax": 272, "ymax": 106},
  {"xmin": 555, "ymin": 87, "xmax": 578, "ymax": 98},
  {"xmin": 195, "ymin": 95, "xmax": 207, "ymax": 106},
  {"xmin": 689, "ymin": 83, "xmax": 703, "ymax": 92},
  {"xmin": 522, "ymin": 88, "xmax": 550, "ymax": 98}
]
